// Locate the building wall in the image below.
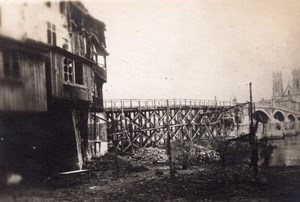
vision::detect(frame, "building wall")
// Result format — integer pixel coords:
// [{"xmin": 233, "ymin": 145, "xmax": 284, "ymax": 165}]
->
[
  {"xmin": 0, "ymin": 1, "xmax": 108, "ymax": 177},
  {"xmin": 0, "ymin": 3, "xmax": 69, "ymax": 48},
  {"xmin": 0, "ymin": 48, "xmax": 47, "ymax": 112}
]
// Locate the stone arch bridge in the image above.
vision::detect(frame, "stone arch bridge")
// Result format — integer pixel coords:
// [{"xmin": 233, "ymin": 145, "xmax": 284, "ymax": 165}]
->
[{"xmin": 253, "ymin": 102, "xmax": 300, "ymax": 138}]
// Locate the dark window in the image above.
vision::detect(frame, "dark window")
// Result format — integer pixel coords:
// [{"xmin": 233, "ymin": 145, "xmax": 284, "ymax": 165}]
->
[
  {"xmin": 296, "ymin": 79, "xmax": 299, "ymax": 89},
  {"xmin": 60, "ymin": 2, "xmax": 65, "ymax": 14},
  {"xmin": 47, "ymin": 22, "xmax": 56, "ymax": 46},
  {"xmin": 45, "ymin": 2, "xmax": 51, "ymax": 7},
  {"xmin": 3, "ymin": 50, "xmax": 20, "ymax": 79},
  {"xmin": 52, "ymin": 24, "xmax": 56, "ymax": 46},
  {"xmin": 94, "ymin": 76, "xmax": 103, "ymax": 98},
  {"xmin": 75, "ymin": 61, "xmax": 83, "ymax": 85},
  {"xmin": 71, "ymin": 8, "xmax": 82, "ymax": 31},
  {"xmin": 47, "ymin": 22, "xmax": 51, "ymax": 44}
]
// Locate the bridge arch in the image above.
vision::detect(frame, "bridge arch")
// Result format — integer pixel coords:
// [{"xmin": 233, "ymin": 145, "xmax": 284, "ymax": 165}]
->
[
  {"xmin": 273, "ymin": 111, "xmax": 285, "ymax": 122},
  {"xmin": 287, "ymin": 114, "xmax": 296, "ymax": 122},
  {"xmin": 253, "ymin": 110, "xmax": 270, "ymax": 124}
]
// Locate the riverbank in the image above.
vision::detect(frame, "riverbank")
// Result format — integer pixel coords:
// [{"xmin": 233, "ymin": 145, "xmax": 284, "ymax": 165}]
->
[{"xmin": 1, "ymin": 156, "xmax": 300, "ymax": 202}]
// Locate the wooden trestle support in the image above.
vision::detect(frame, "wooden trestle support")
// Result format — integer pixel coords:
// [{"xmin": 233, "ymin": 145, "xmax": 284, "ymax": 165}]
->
[{"xmin": 105, "ymin": 99, "xmax": 247, "ymax": 152}]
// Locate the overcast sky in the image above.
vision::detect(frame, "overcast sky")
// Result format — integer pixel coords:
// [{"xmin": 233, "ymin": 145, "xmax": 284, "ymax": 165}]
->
[{"xmin": 84, "ymin": 0, "xmax": 300, "ymax": 102}]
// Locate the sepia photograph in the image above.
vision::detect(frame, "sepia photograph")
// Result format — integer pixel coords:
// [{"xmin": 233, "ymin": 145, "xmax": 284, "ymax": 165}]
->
[{"xmin": 0, "ymin": 0, "xmax": 300, "ymax": 201}]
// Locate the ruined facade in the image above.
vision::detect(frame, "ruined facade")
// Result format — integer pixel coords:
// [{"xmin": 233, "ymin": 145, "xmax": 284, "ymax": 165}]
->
[{"xmin": 0, "ymin": 1, "xmax": 108, "ymax": 179}]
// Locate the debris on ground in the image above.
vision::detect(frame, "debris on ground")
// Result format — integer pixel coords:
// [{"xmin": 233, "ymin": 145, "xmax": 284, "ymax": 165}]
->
[
  {"xmin": 171, "ymin": 141, "xmax": 220, "ymax": 166},
  {"xmin": 130, "ymin": 147, "xmax": 169, "ymax": 164},
  {"xmin": 127, "ymin": 142, "xmax": 220, "ymax": 166},
  {"xmin": 1, "ymin": 151, "xmax": 300, "ymax": 202}
]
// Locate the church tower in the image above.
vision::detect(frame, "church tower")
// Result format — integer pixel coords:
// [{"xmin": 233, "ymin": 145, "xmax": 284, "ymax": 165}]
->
[
  {"xmin": 292, "ymin": 69, "xmax": 300, "ymax": 95},
  {"xmin": 272, "ymin": 71, "xmax": 283, "ymax": 99}
]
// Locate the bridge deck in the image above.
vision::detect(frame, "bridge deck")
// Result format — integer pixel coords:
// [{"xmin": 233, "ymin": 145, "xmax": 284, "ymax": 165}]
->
[{"xmin": 104, "ymin": 99, "xmax": 232, "ymax": 111}]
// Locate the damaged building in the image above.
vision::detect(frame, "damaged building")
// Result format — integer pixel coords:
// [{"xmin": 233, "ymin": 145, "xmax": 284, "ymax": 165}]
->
[{"xmin": 0, "ymin": 1, "xmax": 108, "ymax": 179}]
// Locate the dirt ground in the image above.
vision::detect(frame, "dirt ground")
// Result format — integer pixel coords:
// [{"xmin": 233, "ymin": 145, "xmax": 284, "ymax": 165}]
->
[{"xmin": 1, "ymin": 155, "xmax": 300, "ymax": 202}]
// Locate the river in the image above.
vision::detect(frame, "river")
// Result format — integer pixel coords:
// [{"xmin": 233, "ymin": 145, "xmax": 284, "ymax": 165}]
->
[{"xmin": 268, "ymin": 135, "xmax": 300, "ymax": 166}]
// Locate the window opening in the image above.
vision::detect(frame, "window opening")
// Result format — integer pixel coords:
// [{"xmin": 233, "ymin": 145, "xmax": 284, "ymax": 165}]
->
[
  {"xmin": 59, "ymin": 2, "xmax": 65, "ymax": 14},
  {"xmin": 63, "ymin": 57, "xmax": 73, "ymax": 83},
  {"xmin": 3, "ymin": 50, "xmax": 20, "ymax": 79},
  {"xmin": 47, "ymin": 22, "xmax": 56, "ymax": 46},
  {"xmin": 75, "ymin": 61, "xmax": 83, "ymax": 85}
]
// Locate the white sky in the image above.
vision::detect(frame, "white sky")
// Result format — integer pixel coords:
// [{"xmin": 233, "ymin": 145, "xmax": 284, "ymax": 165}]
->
[{"xmin": 84, "ymin": 0, "xmax": 300, "ymax": 102}]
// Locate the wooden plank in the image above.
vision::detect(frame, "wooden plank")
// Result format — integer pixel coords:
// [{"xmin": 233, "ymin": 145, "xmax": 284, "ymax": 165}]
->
[{"xmin": 71, "ymin": 109, "xmax": 83, "ymax": 169}]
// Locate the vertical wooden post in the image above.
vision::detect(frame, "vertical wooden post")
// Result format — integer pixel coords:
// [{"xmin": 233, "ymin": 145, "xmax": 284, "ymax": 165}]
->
[
  {"xmin": 215, "ymin": 96, "xmax": 217, "ymax": 107},
  {"xmin": 249, "ymin": 83, "xmax": 253, "ymax": 144},
  {"xmin": 71, "ymin": 110, "xmax": 83, "ymax": 169},
  {"xmin": 166, "ymin": 100, "xmax": 175, "ymax": 180},
  {"xmin": 138, "ymin": 101, "xmax": 143, "ymax": 148},
  {"xmin": 249, "ymin": 82, "xmax": 258, "ymax": 178},
  {"xmin": 222, "ymin": 111, "xmax": 225, "ymax": 137},
  {"xmin": 93, "ymin": 109, "xmax": 97, "ymax": 156},
  {"xmin": 112, "ymin": 110, "xmax": 120, "ymax": 173}
]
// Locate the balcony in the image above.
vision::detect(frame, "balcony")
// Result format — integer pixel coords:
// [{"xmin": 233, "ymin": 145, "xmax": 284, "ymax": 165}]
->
[
  {"xmin": 94, "ymin": 64, "xmax": 107, "ymax": 81},
  {"xmin": 63, "ymin": 83, "xmax": 90, "ymax": 102}
]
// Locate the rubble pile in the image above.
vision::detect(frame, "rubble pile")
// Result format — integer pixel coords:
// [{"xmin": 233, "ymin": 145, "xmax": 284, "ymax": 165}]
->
[
  {"xmin": 129, "ymin": 142, "xmax": 220, "ymax": 165},
  {"xmin": 131, "ymin": 147, "xmax": 169, "ymax": 164},
  {"xmin": 172, "ymin": 141, "xmax": 220, "ymax": 165}
]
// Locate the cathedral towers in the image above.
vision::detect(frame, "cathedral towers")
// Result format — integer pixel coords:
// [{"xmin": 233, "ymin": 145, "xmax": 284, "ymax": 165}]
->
[
  {"xmin": 272, "ymin": 71, "xmax": 283, "ymax": 98},
  {"xmin": 292, "ymin": 69, "xmax": 300, "ymax": 94},
  {"xmin": 272, "ymin": 69, "xmax": 300, "ymax": 100}
]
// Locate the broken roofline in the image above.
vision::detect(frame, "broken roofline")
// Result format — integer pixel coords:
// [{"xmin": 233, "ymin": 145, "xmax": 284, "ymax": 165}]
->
[{"xmin": 68, "ymin": 1, "xmax": 107, "ymax": 49}]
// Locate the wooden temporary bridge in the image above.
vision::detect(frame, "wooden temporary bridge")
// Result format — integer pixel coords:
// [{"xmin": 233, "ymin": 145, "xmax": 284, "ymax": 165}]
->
[{"xmin": 104, "ymin": 99, "xmax": 249, "ymax": 152}]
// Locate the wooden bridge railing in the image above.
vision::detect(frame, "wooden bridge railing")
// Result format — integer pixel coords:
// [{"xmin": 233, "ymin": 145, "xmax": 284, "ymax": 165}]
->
[{"xmin": 104, "ymin": 99, "xmax": 232, "ymax": 110}]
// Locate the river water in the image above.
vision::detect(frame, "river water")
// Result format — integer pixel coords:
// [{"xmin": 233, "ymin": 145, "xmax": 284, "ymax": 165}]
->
[{"xmin": 268, "ymin": 135, "xmax": 300, "ymax": 166}]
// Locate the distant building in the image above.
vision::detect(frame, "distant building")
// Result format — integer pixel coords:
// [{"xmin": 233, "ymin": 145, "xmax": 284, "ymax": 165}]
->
[
  {"xmin": 0, "ymin": 1, "xmax": 108, "ymax": 178},
  {"xmin": 272, "ymin": 70, "xmax": 300, "ymax": 111}
]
